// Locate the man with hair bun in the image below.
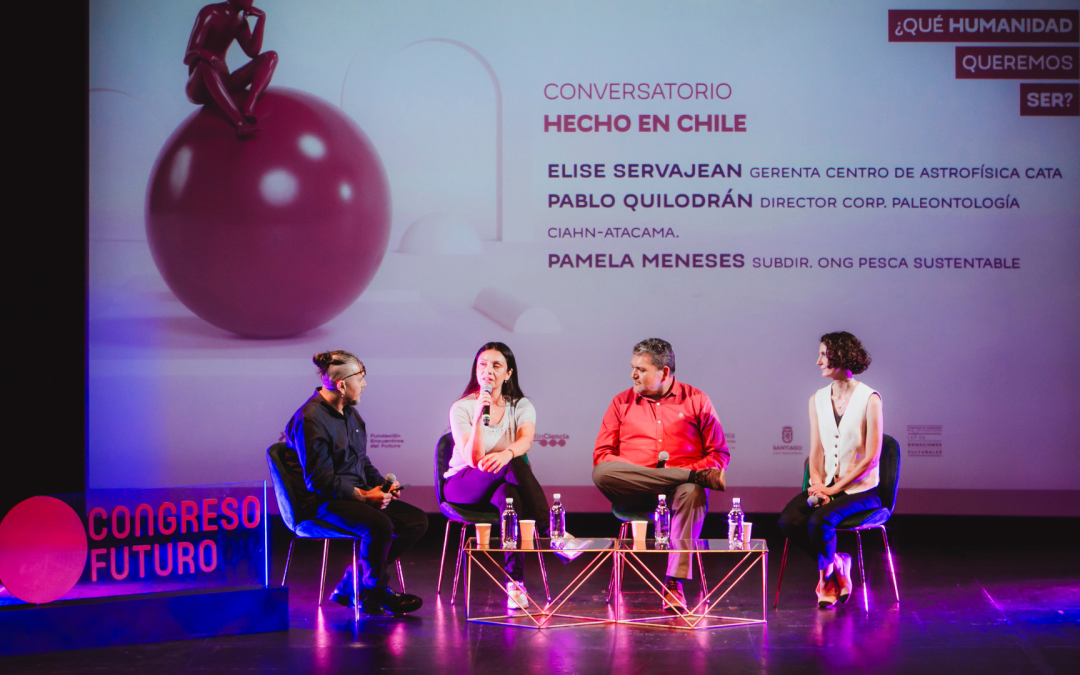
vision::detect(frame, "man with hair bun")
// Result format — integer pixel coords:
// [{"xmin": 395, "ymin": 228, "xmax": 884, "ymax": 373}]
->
[
  {"xmin": 592, "ymin": 338, "xmax": 729, "ymax": 612},
  {"xmin": 284, "ymin": 350, "xmax": 427, "ymax": 615}
]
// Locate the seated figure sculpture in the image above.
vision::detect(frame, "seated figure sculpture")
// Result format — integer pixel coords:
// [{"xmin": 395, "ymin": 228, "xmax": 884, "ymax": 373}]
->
[{"xmin": 184, "ymin": 0, "xmax": 278, "ymax": 136}]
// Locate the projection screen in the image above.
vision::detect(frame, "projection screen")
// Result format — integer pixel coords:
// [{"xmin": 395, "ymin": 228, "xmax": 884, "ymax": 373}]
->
[{"xmin": 88, "ymin": 1, "xmax": 1080, "ymax": 515}]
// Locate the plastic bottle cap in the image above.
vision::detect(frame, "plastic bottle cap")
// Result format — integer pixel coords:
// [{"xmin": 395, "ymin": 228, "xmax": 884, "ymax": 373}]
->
[
  {"xmin": 506, "ymin": 498, "xmax": 513, "ymax": 504},
  {"xmin": 732, "ymin": 497, "xmax": 741, "ymax": 505},
  {"xmin": 553, "ymin": 493, "xmax": 561, "ymax": 500}
]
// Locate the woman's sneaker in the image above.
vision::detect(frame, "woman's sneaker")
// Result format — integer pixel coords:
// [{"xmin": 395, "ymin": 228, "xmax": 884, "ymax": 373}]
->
[{"xmin": 506, "ymin": 582, "xmax": 530, "ymax": 609}]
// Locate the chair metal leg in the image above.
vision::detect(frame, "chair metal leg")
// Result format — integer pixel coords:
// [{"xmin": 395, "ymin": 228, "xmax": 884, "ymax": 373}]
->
[
  {"xmin": 436, "ymin": 520, "xmax": 452, "ymax": 595},
  {"xmin": 281, "ymin": 539, "xmax": 296, "ymax": 587},
  {"xmin": 535, "ymin": 530, "xmax": 551, "ymax": 602},
  {"xmin": 318, "ymin": 539, "xmax": 330, "ymax": 606},
  {"xmin": 396, "ymin": 560, "xmax": 406, "ymax": 594},
  {"xmin": 620, "ymin": 523, "xmax": 629, "ymax": 590},
  {"xmin": 450, "ymin": 523, "xmax": 468, "ymax": 605},
  {"xmin": 606, "ymin": 522, "xmax": 629, "ymax": 603},
  {"xmin": 774, "ymin": 539, "xmax": 789, "ymax": 609},
  {"xmin": 881, "ymin": 526, "xmax": 899, "ymax": 602},
  {"xmin": 696, "ymin": 550, "xmax": 708, "ymax": 599},
  {"xmin": 352, "ymin": 540, "xmax": 360, "ymax": 622},
  {"xmin": 855, "ymin": 530, "xmax": 868, "ymax": 611}
]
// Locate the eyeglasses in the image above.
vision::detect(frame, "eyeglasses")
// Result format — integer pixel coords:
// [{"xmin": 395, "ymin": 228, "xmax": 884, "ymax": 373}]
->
[{"xmin": 340, "ymin": 370, "xmax": 365, "ymax": 382}]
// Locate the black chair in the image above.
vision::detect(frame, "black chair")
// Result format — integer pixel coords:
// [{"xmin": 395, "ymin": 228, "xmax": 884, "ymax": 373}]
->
[
  {"xmin": 773, "ymin": 434, "xmax": 900, "ymax": 610},
  {"xmin": 605, "ymin": 505, "xmax": 708, "ymax": 603},
  {"xmin": 434, "ymin": 433, "xmax": 550, "ymax": 604},
  {"xmin": 266, "ymin": 443, "xmax": 405, "ymax": 621}
]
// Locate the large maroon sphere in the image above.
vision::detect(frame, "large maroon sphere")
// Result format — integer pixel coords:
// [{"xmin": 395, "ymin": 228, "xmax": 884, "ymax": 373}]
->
[{"xmin": 146, "ymin": 88, "xmax": 391, "ymax": 338}]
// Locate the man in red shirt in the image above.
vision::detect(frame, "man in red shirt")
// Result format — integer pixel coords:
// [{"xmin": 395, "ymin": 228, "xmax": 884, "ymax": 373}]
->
[{"xmin": 592, "ymin": 338, "xmax": 729, "ymax": 610}]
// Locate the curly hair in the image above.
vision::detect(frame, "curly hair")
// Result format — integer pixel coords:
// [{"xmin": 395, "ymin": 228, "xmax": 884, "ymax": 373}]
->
[{"xmin": 820, "ymin": 332, "xmax": 871, "ymax": 374}]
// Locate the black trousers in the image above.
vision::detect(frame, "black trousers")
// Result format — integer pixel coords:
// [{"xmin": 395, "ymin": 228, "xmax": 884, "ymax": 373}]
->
[
  {"xmin": 316, "ymin": 498, "xmax": 428, "ymax": 593},
  {"xmin": 443, "ymin": 456, "xmax": 550, "ymax": 581},
  {"xmin": 777, "ymin": 487, "xmax": 881, "ymax": 571}
]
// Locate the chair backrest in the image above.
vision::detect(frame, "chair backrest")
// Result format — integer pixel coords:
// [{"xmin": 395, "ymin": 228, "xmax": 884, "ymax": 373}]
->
[
  {"xmin": 799, "ymin": 433, "xmax": 900, "ymax": 511},
  {"xmin": 267, "ymin": 442, "xmax": 317, "ymax": 532},
  {"xmin": 878, "ymin": 434, "xmax": 900, "ymax": 512},
  {"xmin": 434, "ymin": 432, "xmax": 455, "ymax": 505}
]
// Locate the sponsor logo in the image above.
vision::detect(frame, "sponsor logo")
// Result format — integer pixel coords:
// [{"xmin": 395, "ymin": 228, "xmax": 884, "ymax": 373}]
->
[
  {"xmin": 773, "ymin": 425, "xmax": 802, "ymax": 454},
  {"xmin": 536, "ymin": 433, "xmax": 568, "ymax": 447},
  {"xmin": 906, "ymin": 425, "xmax": 943, "ymax": 457},
  {"xmin": 369, "ymin": 433, "xmax": 403, "ymax": 449}
]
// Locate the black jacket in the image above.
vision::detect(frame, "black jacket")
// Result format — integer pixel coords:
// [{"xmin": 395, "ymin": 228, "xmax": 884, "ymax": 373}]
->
[{"xmin": 285, "ymin": 389, "xmax": 383, "ymax": 512}]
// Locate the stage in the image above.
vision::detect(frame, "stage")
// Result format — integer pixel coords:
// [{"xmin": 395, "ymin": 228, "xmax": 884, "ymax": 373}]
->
[
  {"xmin": 2, "ymin": 513, "xmax": 1076, "ymax": 675},
  {"xmin": 9, "ymin": 2, "xmax": 1079, "ymax": 673}
]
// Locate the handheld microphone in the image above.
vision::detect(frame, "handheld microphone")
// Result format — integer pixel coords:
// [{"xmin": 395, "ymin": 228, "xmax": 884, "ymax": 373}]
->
[
  {"xmin": 481, "ymin": 384, "xmax": 493, "ymax": 426},
  {"xmin": 807, "ymin": 494, "xmax": 821, "ymax": 507},
  {"xmin": 381, "ymin": 473, "xmax": 397, "ymax": 492},
  {"xmin": 656, "ymin": 451, "xmax": 669, "ymax": 469}
]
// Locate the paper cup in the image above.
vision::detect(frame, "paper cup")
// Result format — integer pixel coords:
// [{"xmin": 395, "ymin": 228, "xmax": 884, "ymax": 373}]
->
[
  {"xmin": 631, "ymin": 520, "xmax": 648, "ymax": 549},
  {"xmin": 742, "ymin": 522, "xmax": 753, "ymax": 548},
  {"xmin": 475, "ymin": 523, "xmax": 491, "ymax": 549},
  {"xmin": 520, "ymin": 520, "xmax": 535, "ymax": 549}
]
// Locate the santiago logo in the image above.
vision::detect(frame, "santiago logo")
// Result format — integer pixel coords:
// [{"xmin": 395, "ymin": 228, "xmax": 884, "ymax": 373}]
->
[{"xmin": 773, "ymin": 426, "xmax": 802, "ymax": 455}]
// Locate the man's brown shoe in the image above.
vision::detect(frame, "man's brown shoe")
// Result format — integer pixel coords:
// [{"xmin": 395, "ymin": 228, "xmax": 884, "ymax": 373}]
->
[
  {"xmin": 692, "ymin": 468, "xmax": 726, "ymax": 491},
  {"xmin": 662, "ymin": 578, "xmax": 687, "ymax": 613}
]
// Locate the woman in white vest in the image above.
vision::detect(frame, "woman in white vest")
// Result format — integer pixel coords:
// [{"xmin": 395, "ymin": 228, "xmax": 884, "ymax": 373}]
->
[{"xmin": 778, "ymin": 332, "xmax": 884, "ymax": 608}]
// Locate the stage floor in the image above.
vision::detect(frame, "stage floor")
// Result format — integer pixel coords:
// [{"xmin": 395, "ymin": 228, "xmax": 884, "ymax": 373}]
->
[{"xmin": 2, "ymin": 514, "xmax": 1078, "ymax": 674}]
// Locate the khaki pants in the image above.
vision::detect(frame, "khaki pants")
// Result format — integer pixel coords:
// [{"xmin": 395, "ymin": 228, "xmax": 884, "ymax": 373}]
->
[{"xmin": 592, "ymin": 461, "xmax": 708, "ymax": 579}]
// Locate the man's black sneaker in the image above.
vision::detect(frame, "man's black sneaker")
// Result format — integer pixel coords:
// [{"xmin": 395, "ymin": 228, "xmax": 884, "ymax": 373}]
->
[{"xmin": 329, "ymin": 590, "xmax": 352, "ymax": 608}]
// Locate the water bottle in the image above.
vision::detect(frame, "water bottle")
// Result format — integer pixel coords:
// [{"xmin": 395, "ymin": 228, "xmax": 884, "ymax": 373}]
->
[
  {"xmin": 501, "ymin": 497, "xmax": 519, "ymax": 550},
  {"xmin": 549, "ymin": 493, "xmax": 566, "ymax": 542},
  {"xmin": 727, "ymin": 497, "xmax": 745, "ymax": 550},
  {"xmin": 654, "ymin": 494, "xmax": 671, "ymax": 545}
]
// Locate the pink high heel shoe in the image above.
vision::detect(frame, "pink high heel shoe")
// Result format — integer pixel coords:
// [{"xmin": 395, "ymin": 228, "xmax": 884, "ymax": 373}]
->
[
  {"xmin": 816, "ymin": 574, "xmax": 839, "ymax": 609},
  {"xmin": 836, "ymin": 553, "xmax": 853, "ymax": 604}
]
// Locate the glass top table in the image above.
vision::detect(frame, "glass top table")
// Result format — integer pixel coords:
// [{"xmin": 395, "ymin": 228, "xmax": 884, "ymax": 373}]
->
[
  {"xmin": 462, "ymin": 537, "xmax": 767, "ymax": 630},
  {"xmin": 613, "ymin": 538, "xmax": 768, "ymax": 630},
  {"xmin": 463, "ymin": 537, "xmax": 618, "ymax": 629}
]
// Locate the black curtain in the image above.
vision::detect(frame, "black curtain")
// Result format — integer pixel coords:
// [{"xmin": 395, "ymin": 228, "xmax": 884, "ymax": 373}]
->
[{"xmin": 1, "ymin": 4, "xmax": 89, "ymax": 520}]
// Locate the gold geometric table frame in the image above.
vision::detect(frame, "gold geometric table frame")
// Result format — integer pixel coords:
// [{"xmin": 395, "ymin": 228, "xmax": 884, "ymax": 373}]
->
[
  {"xmin": 465, "ymin": 538, "xmax": 618, "ymax": 629},
  {"xmin": 613, "ymin": 539, "xmax": 768, "ymax": 630}
]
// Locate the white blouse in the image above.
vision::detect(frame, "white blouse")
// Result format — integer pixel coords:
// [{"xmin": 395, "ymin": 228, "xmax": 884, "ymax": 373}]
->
[{"xmin": 445, "ymin": 396, "xmax": 536, "ymax": 479}]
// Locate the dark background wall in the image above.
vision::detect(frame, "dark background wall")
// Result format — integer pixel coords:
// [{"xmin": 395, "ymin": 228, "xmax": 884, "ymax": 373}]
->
[{"xmin": 1, "ymin": 4, "xmax": 89, "ymax": 521}]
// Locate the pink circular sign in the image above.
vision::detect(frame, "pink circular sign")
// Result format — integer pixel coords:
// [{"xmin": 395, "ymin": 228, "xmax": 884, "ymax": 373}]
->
[{"xmin": 0, "ymin": 496, "xmax": 88, "ymax": 604}]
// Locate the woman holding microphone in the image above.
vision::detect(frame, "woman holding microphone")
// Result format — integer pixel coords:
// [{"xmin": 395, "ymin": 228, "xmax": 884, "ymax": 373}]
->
[
  {"xmin": 443, "ymin": 342, "xmax": 552, "ymax": 609},
  {"xmin": 778, "ymin": 332, "xmax": 884, "ymax": 608}
]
